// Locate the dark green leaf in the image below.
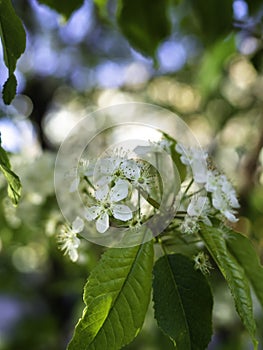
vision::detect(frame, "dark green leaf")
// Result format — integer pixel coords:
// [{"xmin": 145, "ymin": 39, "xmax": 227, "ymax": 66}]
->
[
  {"xmin": 3, "ymin": 74, "xmax": 17, "ymax": 105},
  {"xmin": 0, "ymin": 138, "xmax": 22, "ymax": 205},
  {"xmin": 68, "ymin": 240, "xmax": 154, "ymax": 350},
  {"xmin": 117, "ymin": 0, "xmax": 171, "ymax": 57},
  {"xmin": 226, "ymin": 229, "xmax": 263, "ymax": 310},
  {"xmin": 0, "ymin": 0, "xmax": 26, "ymax": 104},
  {"xmin": 199, "ymin": 224, "xmax": 258, "ymax": 349},
  {"xmin": 37, "ymin": 0, "xmax": 84, "ymax": 19},
  {"xmin": 246, "ymin": 0, "xmax": 263, "ymax": 15},
  {"xmin": 190, "ymin": 0, "xmax": 233, "ymax": 45},
  {"xmin": 153, "ymin": 253, "xmax": 213, "ymax": 350}
]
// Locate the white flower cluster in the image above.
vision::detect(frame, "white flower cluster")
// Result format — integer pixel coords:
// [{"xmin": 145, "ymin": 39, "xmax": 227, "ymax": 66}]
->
[
  {"xmin": 59, "ymin": 138, "xmax": 240, "ymax": 262},
  {"xmin": 176, "ymin": 143, "xmax": 240, "ymax": 225},
  {"xmin": 58, "ymin": 217, "xmax": 84, "ymax": 262},
  {"xmin": 85, "ymin": 155, "xmax": 159, "ymax": 233}
]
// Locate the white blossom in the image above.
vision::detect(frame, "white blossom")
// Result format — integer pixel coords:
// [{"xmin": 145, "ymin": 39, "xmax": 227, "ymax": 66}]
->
[
  {"xmin": 58, "ymin": 216, "xmax": 84, "ymax": 262},
  {"xmin": 205, "ymin": 171, "xmax": 240, "ymax": 222},
  {"xmin": 175, "ymin": 144, "xmax": 208, "ymax": 183},
  {"xmin": 180, "ymin": 215, "xmax": 200, "ymax": 234},
  {"xmin": 85, "ymin": 179, "xmax": 132, "ymax": 233}
]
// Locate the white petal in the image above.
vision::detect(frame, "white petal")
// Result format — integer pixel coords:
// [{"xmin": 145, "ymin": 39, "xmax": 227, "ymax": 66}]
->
[
  {"xmin": 95, "ymin": 185, "xmax": 109, "ymax": 201},
  {"xmin": 133, "ymin": 145, "xmax": 154, "ymax": 155},
  {"xmin": 223, "ymin": 210, "xmax": 238, "ymax": 223},
  {"xmin": 71, "ymin": 235, "xmax": 81, "ymax": 248},
  {"xmin": 187, "ymin": 196, "xmax": 207, "ymax": 216},
  {"xmin": 69, "ymin": 178, "xmax": 80, "ymax": 192},
  {"xmin": 110, "ymin": 179, "xmax": 129, "ymax": 202},
  {"xmin": 121, "ymin": 160, "xmax": 140, "ymax": 180},
  {"xmin": 192, "ymin": 161, "xmax": 207, "ymax": 184},
  {"xmin": 85, "ymin": 206, "xmax": 100, "ymax": 221},
  {"xmin": 98, "ymin": 158, "xmax": 116, "ymax": 174},
  {"xmin": 96, "ymin": 212, "xmax": 109, "ymax": 233},
  {"xmin": 69, "ymin": 248, "xmax": 79, "ymax": 262},
  {"xmin": 112, "ymin": 204, "xmax": 132, "ymax": 221},
  {"xmin": 72, "ymin": 216, "xmax": 84, "ymax": 233}
]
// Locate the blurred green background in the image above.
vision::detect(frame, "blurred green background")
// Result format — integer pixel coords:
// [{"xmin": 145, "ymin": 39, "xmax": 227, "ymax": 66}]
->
[{"xmin": 1, "ymin": 0, "xmax": 263, "ymax": 349}]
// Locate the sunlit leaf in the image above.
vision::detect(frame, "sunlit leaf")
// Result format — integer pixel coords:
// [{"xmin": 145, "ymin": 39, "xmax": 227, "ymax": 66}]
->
[
  {"xmin": 37, "ymin": 0, "xmax": 84, "ymax": 20},
  {"xmin": 0, "ymin": 136, "xmax": 22, "ymax": 205},
  {"xmin": 0, "ymin": 0, "xmax": 26, "ymax": 104},
  {"xmin": 153, "ymin": 254, "xmax": 213, "ymax": 349},
  {"xmin": 68, "ymin": 240, "xmax": 154, "ymax": 349},
  {"xmin": 226, "ymin": 229, "xmax": 263, "ymax": 310},
  {"xmin": 117, "ymin": 0, "xmax": 171, "ymax": 58},
  {"xmin": 199, "ymin": 224, "xmax": 258, "ymax": 349},
  {"xmin": 197, "ymin": 34, "xmax": 236, "ymax": 96}
]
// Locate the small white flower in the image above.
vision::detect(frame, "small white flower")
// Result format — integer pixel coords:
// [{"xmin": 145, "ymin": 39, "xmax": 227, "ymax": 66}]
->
[
  {"xmin": 58, "ymin": 217, "xmax": 84, "ymax": 262},
  {"xmin": 212, "ymin": 190, "xmax": 238, "ymax": 223},
  {"xmin": 187, "ymin": 195, "xmax": 212, "ymax": 226},
  {"xmin": 85, "ymin": 179, "xmax": 132, "ymax": 233},
  {"xmin": 205, "ymin": 171, "xmax": 240, "ymax": 222},
  {"xmin": 123, "ymin": 160, "xmax": 159, "ymax": 195},
  {"xmin": 187, "ymin": 196, "xmax": 208, "ymax": 217},
  {"xmin": 193, "ymin": 252, "xmax": 212, "ymax": 275},
  {"xmin": 180, "ymin": 215, "xmax": 200, "ymax": 234},
  {"xmin": 175, "ymin": 144, "xmax": 208, "ymax": 183}
]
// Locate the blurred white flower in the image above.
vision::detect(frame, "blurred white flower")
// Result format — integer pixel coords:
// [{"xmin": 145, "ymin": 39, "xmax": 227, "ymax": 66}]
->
[
  {"xmin": 85, "ymin": 179, "xmax": 132, "ymax": 233},
  {"xmin": 134, "ymin": 139, "xmax": 171, "ymax": 155},
  {"xmin": 58, "ymin": 216, "xmax": 84, "ymax": 262}
]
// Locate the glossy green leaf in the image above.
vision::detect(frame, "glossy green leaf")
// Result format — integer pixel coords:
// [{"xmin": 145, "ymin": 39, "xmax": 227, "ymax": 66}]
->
[
  {"xmin": 37, "ymin": 0, "xmax": 84, "ymax": 19},
  {"xmin": 226, "ymin": 229, "xmax": 263, "ymax": 309},
  {"xmin": 0, "ymin": 0, "xmax": 26, "ymax": 104},
  {"xmin": 68, "ymin": 240, "xmax": 154, "ymax": 350},
  {"xmin": 0, "ymin": 136, "xmax": 22, "ymax": 205},
  {"xmin": 153, "ymin": 253, "xmax": 213, "ymax": 350},
  {"xmin": 117, "ymin": 0, "xmax": 171, "ymax": 58},
  {"xmin": 199, "ymin": 224, "xmax": 258, "ymax": 349}
]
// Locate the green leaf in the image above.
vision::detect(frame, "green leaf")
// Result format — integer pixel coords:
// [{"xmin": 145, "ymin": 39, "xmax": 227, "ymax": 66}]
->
[
  {"xmin": 199, "ymin": 224, "xmax": 258, "ymax": 349},
  {"xmin": 3, "ymin": 74, "xmax": 17, "ymax": 105},
  {"xmin": 0, "ymin": 137, "xmax": 22, "ymax": 205},
  {"xmin": 197, "ymin": 34, "xmax": 236, "ymax": 96},
  {"xmin": 161, "ymin": 131, "xmax": 187, "ymax": 182},
  {"xmin": 93, "ymin": 0, "xmax": 108, "ymax": 17},
  {"xmin": 189, "ymin": 0, "xmax": 233, "ymax": 45},
  {"xmin": 226, "ymin": 229, "xmax": 263, "ymax": 310},
  {"xmin": 68, "ymin": 240, "xmax": 154, "ymax": 350},
  {"xmin": 117, "ymin": 0, "xmax": 171, "ymax": 58},
  {"xmin": 153, "ymin": 253, "xmax": 213, "ymax": 350},
  {"xmin": 0, "ymin": 0, "xmax": 26, "ymax": 104},
  {"xmin": 246, "ymin": 0, "xmax": 262, "ymax": 15},
  {"xmin": 37, "ymin": 0, "xmax": 84, "ymax": 20}
]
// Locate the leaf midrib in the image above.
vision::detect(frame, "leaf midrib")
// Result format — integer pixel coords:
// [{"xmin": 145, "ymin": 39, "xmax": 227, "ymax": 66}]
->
[
  {"xmin": 163, "ymin": 253, "xmax": 191, "ymax": 349},
  {"xmin": 88, "ymin": 242, "xmax": 150, "ymax": 348}
]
